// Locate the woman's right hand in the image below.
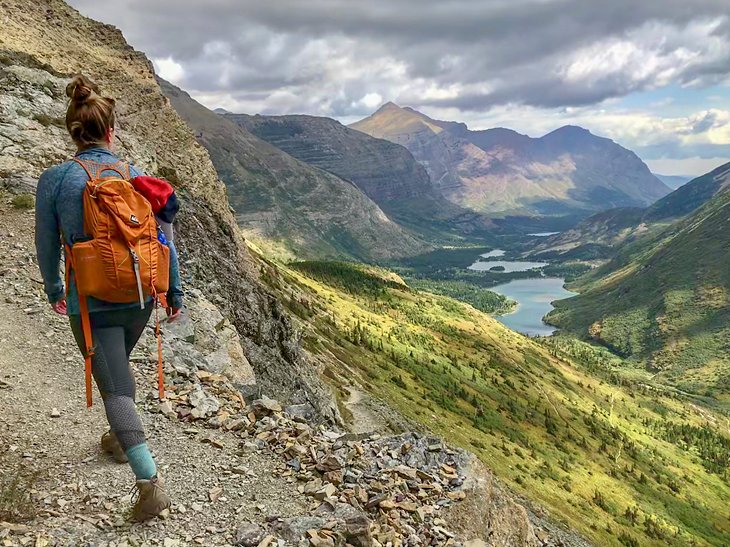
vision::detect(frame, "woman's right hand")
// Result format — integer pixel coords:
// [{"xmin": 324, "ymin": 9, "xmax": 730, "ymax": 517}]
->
[
  {"xmin": 166, "ymin": 306, "xmax": 182, "ymax": 322},
  {"xmin": 51, "ymin": 299, "xmax": 67, "ymax": 315}
]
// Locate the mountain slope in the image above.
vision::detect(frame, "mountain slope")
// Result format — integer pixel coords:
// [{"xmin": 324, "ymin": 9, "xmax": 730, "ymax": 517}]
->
[
  {"xmin": 351, "ymin": 103, "xmax": 670, "ymax": 215},
  {"xmin": 224, "ymin": 113, "xmax": 497, "ymax": 240},
  {"xmin": 549, "ymin": 185, "xmax": 730, "ymax": 396},
  {"xmin": 227, "ymin": 113, "xmax": 435, "ymax": 205},
  {"xmin": 532, "ymin": 162, "xmax": 730, "ymax": 259},
  {"xmin": 530, "ymin": 207, "xmax": 649, "ymax": 260},
  {"xmin": 266, "ymin": 259, "xmax": 730, "ymax": 546},
  {"xmin": 160, "ymin": 81, "xmax": 429, "ymax": 262},
  {"xmin": 655, "ymin": 174, "xmax": 692, "ymax": 190},
  {"xmin": 645, "ymin": 162, "xmax": 730, "ymax": 222}
]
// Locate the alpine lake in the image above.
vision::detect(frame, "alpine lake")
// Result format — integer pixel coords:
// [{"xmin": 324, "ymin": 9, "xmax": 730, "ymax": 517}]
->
[{"xmin": 468, "ymin": 249, "xmax": 576, "ymax": 336}]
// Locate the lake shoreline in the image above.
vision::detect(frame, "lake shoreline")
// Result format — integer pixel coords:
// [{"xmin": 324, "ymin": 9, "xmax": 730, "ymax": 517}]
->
[
  {"xmin": 489, "ymin": 277, "xmax": 577, "ymax": 336},
  {"xmin": 466, "ymin": 248, "xmax": 577, "ymax": 336}
]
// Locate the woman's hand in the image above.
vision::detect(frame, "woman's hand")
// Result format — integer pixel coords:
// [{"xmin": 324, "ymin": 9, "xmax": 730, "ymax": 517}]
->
[
  {"xmin": 166, "ymin": 306, "xmax": 182, "ymax": 322},
  {"xmin": 51, "ymin": 299, "xmax": 67, "ymax": 315}
]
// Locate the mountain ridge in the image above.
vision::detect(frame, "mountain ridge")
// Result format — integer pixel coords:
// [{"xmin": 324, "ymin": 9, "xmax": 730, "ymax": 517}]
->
[
  {"xmin": 351, "ymin": 102, "xmax": 671, "ymax": 215},
  {"xmin": 224, "ymin": 111, "xmax": 499, "ymax": 241},
  {"xmin": 532, "ymin": 161, "xmax": 730, "ymax": 258}
]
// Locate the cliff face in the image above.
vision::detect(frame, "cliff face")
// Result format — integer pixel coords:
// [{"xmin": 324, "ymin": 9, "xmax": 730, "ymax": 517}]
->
[
  {"xmin": 0, "ymin": 0, "xmax": 338, "ymax": 422},
  {"xmin": 230, "ymin": 113, "xmax": 435, "ymax": 204},
  {"xmin": 159, "ymin": 81, "xmax": 430, "ymax": 262}
]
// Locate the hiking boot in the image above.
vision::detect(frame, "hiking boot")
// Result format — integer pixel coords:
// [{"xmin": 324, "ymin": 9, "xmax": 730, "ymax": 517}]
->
[
  {"xmin": 101, "ymin": 430, "xmax": 128, "ymax": 463},
  {"xmin": 132, "ymin": 476, "xmax": 171, "ymax": 522}
]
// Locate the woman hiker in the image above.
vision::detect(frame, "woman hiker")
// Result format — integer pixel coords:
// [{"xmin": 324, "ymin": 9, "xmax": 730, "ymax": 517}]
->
[{"xmin": 34, "ymin": 74, "xmax": 183, "ymax": 521}]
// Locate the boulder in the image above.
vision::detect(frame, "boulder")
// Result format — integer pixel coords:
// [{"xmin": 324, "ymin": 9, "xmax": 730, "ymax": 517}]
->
[{"xmin": 188, "ymin": 384, "xmax": 220, "ymax": 417}]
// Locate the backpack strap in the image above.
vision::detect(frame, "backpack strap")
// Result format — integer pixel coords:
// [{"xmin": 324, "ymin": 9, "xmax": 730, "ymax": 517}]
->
[
  {"xmin": 73, "ymin": 158, "xmax": 131, "ymax": 181},
  {"xmin": 64, "ymin": 243, "xmax": 95, "ymax": 408},
  {"xmin": 78, "ymin": 293, "xmax": 95, "ymax": 408},
  {"xmin": 73, "ymin": 158, "xmax": 96, "ymax": 181},
  {"xmin": 153, "ymin": 295, "xmax": 166, "ymax": 402}
]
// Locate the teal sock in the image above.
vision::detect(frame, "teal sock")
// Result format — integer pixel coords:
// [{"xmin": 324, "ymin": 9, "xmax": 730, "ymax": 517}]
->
[{"xmin": 126, "ymin": 443, "xmax": 157, "ymax": 480}]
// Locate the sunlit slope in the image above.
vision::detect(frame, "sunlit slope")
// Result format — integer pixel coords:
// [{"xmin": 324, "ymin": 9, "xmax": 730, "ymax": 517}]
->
[
  {"xmin": 533, "ymin": 162, "xmax": 730, "ymax": 260},
  {"xmin": 260, "ymin": 260, "xmax": 730, "ymax": 546},
  {"xmin": 549, "ymin": 187, "xmax": 730, "ymax": 397}
]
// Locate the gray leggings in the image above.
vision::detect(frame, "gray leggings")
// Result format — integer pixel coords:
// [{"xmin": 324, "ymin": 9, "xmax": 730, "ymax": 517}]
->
[{"xmin": 69, "ymin": 306, "xmax": 152, "ymax": 451}]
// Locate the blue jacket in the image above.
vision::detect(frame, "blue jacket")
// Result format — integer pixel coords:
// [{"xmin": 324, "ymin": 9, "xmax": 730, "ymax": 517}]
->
[{"xmin": 35, "ymin": 146, "xmax": 184, "ymax": 315}]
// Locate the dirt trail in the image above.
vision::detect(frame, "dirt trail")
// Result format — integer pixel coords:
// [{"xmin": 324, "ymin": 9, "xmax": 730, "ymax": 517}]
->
[
  {"xmin": 0, "ymin": 205, "xmax": 307, "ymax": 545},
  {"xmin": 342, "ymin": 388, "xmax": 381, "ymax": 435}
]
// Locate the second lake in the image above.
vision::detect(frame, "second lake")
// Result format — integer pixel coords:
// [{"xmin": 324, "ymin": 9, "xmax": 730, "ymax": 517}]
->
[{"xmin": 468, "ymin": 250, "xmax": 548, "ymax": 273}]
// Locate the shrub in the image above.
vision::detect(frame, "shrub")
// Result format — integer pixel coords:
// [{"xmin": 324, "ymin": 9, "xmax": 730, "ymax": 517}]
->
[
  {"xmin": 390, "ymin": 375, "xmax": 407, "ymax": 389},
  {"xmin": 11, "ymin": 193, "xmax": 34, "ymax": 209},
  {"xmin": 618, "ymin": 532, "xmax": 640, "ymax": 547},
  {"xmin": 593, "ymin": 489, "xmax": 611, "ymax": 512}
]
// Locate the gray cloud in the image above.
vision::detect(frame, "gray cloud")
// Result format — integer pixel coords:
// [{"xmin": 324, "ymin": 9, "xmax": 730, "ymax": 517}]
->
[
  {"xmin": 637, "ymin": 142, "xmax": 730, "ymax": 160},
  {"xmin": 67, "ymin": 0, "xmax": 730, "ymax": 117}
]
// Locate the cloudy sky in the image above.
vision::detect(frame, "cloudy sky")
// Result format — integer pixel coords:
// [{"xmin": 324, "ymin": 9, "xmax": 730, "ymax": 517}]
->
[{"xmin": 69, "ymin": 0, "xmax": 730, "ymax": 176}]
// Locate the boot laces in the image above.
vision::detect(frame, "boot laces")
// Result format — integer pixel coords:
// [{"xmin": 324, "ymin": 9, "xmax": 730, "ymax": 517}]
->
[
  {"xmin": 129, "ymin": 483, "xmax": 141, "ymax": 505},
  {"xmin": 129, "ymin": 476, "xmax": 159, "ymax": 505}
]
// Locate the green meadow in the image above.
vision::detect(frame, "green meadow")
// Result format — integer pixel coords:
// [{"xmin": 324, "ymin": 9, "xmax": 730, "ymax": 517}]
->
[{"xmin": 257, "ymin": 259, "xmax": 730, "ymax": 546}]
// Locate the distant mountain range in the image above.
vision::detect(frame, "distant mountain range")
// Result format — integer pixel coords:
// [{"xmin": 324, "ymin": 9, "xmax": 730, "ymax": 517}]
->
[
  {"xmin": 351, "ymin": 102, "xmax": 671, "ymax": 215},
  {"xmin": 654, "ymin": 173, "xmax": 692, "ymax": 190},
  {"xmin": 159, "ymin": 80, "xmax": 430, "ymax": 261},
  {"xmin": 163, "ymin": 92, "xmax": 677, "ymax": 261}
]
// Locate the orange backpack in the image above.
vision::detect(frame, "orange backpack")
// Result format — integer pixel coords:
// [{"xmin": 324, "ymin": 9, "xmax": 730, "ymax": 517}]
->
[{"xmin": 65, "ymin": 158, "xmax": 170, "ymax": 407}]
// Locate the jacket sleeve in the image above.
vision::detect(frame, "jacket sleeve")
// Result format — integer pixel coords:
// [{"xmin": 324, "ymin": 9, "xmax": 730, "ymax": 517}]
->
[
  {"xmin": 34, "ymin": 168, "xmax": 64, "ymax": 303},
  {"xmin": 166, "ymin": 240, "xmax": 184, "ymax": 310},
  {"xmin": 129, "ymin": 163, "xmax": 183, "ymax": 308}
]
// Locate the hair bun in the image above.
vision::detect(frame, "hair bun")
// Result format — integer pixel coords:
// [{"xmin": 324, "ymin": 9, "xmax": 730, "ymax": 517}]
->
[{"xmin": 66, "ymin": 74, "xmax": 100, "ymax": 104}]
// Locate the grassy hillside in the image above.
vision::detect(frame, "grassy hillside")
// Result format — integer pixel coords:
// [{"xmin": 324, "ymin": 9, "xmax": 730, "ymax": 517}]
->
[
  {"xmin": 259, "ymin": 259, "xmax": 730, "ymax": 546},
  {"xmin": 548, "ymin": 187, "xmax": 730, "ymax": 399}
]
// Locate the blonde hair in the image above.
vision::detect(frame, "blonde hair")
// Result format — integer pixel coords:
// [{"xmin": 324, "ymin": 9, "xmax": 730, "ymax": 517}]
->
[{"xmin": 65, "ymin": 74, "xmax": 116, "ymax": 147}]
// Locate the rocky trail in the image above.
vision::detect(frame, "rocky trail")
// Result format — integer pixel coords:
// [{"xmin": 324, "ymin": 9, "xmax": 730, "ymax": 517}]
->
[
  {"xmin": 0, "ymin": 201, "xmax": 561, "ymax": 547},
  {"xmin": 343, "ymin": 389, "xmax": 379, "ymax": 436},
  {"xmin": 0, "ymin": 204, "xmax": 307, "ymax": 546}
]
